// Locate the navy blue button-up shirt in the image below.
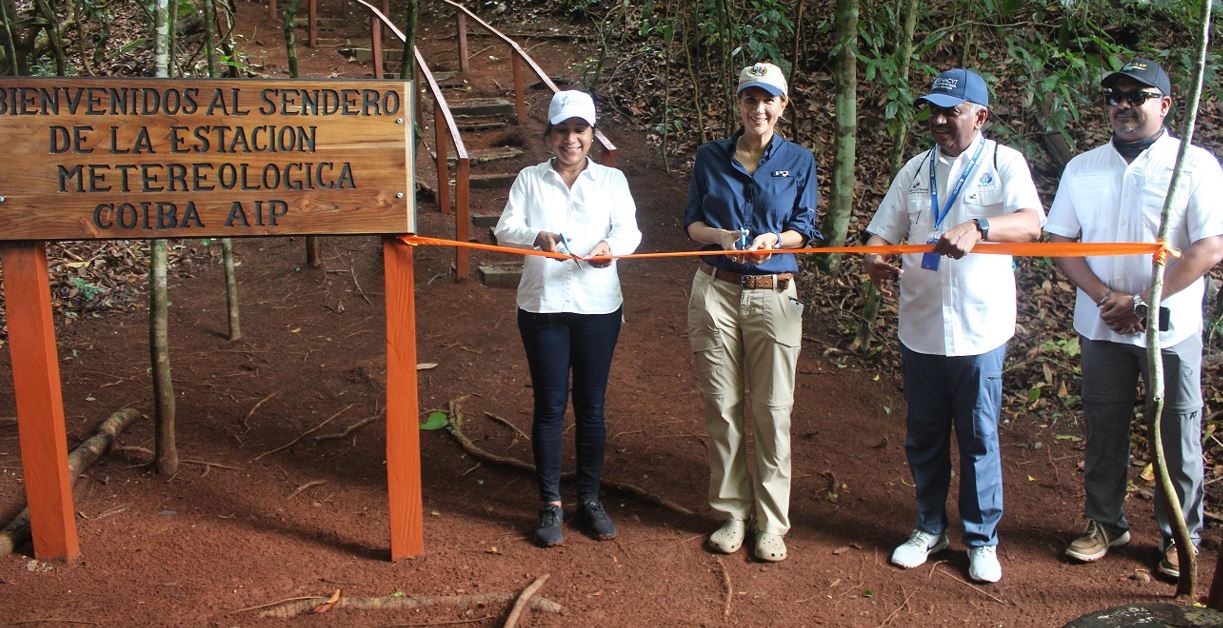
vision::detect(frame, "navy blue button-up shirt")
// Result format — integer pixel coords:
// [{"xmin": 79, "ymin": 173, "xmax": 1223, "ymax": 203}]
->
[{"xmin": 683, "ymin": 131, "xmax": 820, "ymax": 274}]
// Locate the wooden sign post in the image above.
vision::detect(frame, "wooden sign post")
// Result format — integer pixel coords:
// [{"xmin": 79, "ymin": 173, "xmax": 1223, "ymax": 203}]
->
[{"xmin": 0, "ymin": 77, "xmax": 423, "ymax": 560}]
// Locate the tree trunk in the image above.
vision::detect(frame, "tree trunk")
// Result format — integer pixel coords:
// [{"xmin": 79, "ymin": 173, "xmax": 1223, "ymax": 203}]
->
[
  {"xmin": 202, "ymin": 0, "xmax": 217, "ymax": 78},
  {"xmin": 681, "ymin": 16, "xmax": 707, "ymax": 144},
  {"xmin": 0, "ymin": 0, "xmax": 28, "ymax": 75},
  {"xmin": 200, "ymin": 0, "xmax": 242, "ymax": 341},
  {"xmin": 787, "ymin": 0, "xmax": 805, "ymax": 140},
  {"xmin": 1147, "ymin": 0, "xmax": 1211, "ymax": 600},
  {"xmin": 816, "ymin": 0, "xmax": 858, "ymax": 274},
  {"xmin": 397, "ymin": 0, "xmax": 417, "ymax": 80},
  {"xmin": 851, "ymin": 0, "xmax": 917, "ymax": 352},
  {"xmin": 0, "ymin": 409, "xmax": 142, "ymax": 556},
  {"xmin": 33, "ymin": 0, "xmax": 65, "ymax": 75},
  {"xmin": 150, "ymin": 0, "xmax": 178, "ymax": 476}
]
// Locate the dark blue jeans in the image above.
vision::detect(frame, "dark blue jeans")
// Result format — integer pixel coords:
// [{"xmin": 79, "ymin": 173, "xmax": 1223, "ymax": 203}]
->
[
  {"xmin": 901, "ymin": 342, "xmax": 1006, "ymax": 547},
  {"xmin": 518, "ymin": 307, "xmax": 623, "ymax": 503}
]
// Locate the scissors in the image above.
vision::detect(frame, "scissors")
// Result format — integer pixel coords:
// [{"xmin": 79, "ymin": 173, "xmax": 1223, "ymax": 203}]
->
[{"xmin": 557, "ymin": 233, "xmax": 584, "ymax": 269}]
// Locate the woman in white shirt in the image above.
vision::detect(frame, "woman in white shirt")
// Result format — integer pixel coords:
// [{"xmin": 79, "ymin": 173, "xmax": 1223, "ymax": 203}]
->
[{"xmin": 493, "ymin": 90, "xmax": 641, "ymax": 547}]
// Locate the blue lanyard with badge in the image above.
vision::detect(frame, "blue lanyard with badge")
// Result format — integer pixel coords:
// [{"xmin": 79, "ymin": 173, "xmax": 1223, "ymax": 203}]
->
[{"xmin": 921, "ymin": 139, "xmax": 986, "ymax": 271}]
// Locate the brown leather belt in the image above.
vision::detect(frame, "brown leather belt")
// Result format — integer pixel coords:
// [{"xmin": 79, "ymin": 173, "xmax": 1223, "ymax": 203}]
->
[{"xmin": 699, "ymin": 263, "xmax": 793, "ymax": 290}]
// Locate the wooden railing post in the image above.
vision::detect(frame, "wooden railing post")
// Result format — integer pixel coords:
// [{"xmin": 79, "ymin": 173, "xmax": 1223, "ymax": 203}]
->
[
  {"xmin": 456, "ymin": 12, "xmax": 469, "ymax": 73},
  {"xmin": 434, "ymin": 105, "xmax": 451, "ymax": 215},
  {"xmin": 371, "ymin": 13, "xmax": 384, "ymax": 79},
  {"xmin": 307, "ymin": 0, "xmax": 317, "ymax": 47},
  {"xmin": 383, "ymin": 237, "xmax": 424, "ymax": 560},
  {"xmin": 454, "ymin": 158, "xmax": 470, "ymax": 281},
  {"xmin": 0, "ymin": 241, "xmax": 79, "ymax": 561},
  {"xmin": 512, "ymin": 54, "xmax": 525, "ymax": 124}
]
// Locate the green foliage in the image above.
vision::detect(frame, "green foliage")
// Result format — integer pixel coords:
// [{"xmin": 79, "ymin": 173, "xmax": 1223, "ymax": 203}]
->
[{"xmin": 70, "ymin": 277, "xmax": 104, "ymax": 301}]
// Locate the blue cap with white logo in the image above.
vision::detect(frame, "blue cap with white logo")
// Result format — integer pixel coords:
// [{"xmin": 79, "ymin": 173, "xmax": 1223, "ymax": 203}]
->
[{"xmin": 917, "ymin": 68, "xmax": 989, "ymax": 108}]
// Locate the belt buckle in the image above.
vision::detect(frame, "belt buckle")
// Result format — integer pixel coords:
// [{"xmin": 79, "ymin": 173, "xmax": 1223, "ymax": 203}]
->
[{"xmin": 741, "ymin": 274, "xmax": 770, "ymax": 289}]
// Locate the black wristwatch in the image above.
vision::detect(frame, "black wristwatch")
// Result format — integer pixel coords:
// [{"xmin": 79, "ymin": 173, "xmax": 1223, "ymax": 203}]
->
[
  {"xmin": 1132, "ymin": 295, "xmax": 1149, "ymax": 318},
  {"xmin": 973, "ymin": 217, "xmax": 991, "ymax": 241}
]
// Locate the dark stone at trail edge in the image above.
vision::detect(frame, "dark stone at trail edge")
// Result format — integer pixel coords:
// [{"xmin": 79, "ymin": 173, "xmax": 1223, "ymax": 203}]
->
[{"xmin": 1064, "ymin": 603, "xmax": 1223, "ymax": 627}]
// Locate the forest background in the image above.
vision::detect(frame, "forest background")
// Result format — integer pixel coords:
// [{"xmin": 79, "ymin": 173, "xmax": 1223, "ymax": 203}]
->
[{"xmin": 1, "ymin": 0, "xmax": 1223, "ymax": 525}]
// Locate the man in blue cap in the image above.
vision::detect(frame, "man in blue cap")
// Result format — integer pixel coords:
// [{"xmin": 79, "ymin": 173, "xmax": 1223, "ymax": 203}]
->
[
  {"xmin": 1047, "ymin": 57, "xmax": 1223, "ymax": 580},
  {"xmin": 862, "ymin": 68, "xmax": 1045, "ymax": 583}
]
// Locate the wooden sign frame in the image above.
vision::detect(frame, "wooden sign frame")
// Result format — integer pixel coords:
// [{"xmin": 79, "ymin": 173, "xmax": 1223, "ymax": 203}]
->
[
  {"xmin": 0, "ymin": 78, "xmax": 424, "ymax": 561},
  {"xmin": 0, "ymin": 78, "xmax": 414, "ymax": 240}
]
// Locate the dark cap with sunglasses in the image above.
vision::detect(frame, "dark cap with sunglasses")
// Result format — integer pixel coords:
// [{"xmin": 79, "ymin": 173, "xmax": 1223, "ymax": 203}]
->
[{"xmin": 1101, "ymin": 57, "xmax": 1171, "ymax": 96}]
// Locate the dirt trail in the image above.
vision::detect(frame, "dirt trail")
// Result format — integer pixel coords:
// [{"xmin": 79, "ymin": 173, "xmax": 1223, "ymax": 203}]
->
[{"xmin": 0, "ymin": 1, "xmax": 1215, "ymax": 625}]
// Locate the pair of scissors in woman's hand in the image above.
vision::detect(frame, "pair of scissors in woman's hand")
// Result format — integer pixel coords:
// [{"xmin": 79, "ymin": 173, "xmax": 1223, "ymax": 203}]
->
[{"xmin": 556, "ymin": 233, "xmax": 584, "ymax": 269}]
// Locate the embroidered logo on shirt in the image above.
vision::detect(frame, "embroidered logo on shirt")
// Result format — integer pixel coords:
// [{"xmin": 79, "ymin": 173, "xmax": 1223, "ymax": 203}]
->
[
  {"xmin": 979, "ymin": 172, "xmax": 994, "ymax": 185},
  {"xmin": 772, "ymin": 170, "xmax": 791, "ymax": 177}
]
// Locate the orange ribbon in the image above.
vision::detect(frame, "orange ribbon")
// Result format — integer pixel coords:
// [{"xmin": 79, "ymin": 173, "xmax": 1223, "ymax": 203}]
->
[{"xmin": 399, "ymin": 235, "xmax": 1180, "ymax": 264}]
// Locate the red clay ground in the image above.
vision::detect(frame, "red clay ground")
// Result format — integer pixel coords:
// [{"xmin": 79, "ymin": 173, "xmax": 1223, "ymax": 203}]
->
[{"xmin": 0, "ymin": 1, "xmax": 1218, "ymax": 625}]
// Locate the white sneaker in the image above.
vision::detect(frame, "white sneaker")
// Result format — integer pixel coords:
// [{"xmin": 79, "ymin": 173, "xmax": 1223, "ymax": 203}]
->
[
  {"xmin": 968, "ymin": 545, "xmax": 1002, "ymax": 583},
  {"xmin": 891, "ymin": 529, "xmax": 949, "ymax": 569}
]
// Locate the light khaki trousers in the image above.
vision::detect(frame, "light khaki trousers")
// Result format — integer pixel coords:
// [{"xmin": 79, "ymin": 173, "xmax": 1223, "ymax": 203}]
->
[{"xmin": 687, "ymin": 268, "xmax": 802, "ymax": 535}]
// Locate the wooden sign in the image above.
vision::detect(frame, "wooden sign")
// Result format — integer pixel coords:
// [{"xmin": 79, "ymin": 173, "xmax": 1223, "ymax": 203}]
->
[{"xmin": 0, "ymin": 78, "xmax": 414, "ymax": 240}]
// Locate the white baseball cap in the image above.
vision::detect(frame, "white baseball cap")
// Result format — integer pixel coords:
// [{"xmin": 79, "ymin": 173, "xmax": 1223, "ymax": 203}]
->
[
  {"xmin": 548, "ymin": 90, "xmax": 597, "ymax": 126},
  {"xmin": 737, "ymin": 62, "xmax": 788, "ymax": 97}
]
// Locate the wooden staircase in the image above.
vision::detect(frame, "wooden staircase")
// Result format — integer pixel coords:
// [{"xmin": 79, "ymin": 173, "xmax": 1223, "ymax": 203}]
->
[{"xmin": 293, "ymin": 0, "xmax": 616, "ymax": 286}]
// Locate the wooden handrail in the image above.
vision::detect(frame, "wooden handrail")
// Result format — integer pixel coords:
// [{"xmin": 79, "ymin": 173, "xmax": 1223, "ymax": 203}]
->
[
  {"xmin": 352, "ymin": 0, "xmax": 472, "ymax": 279},
  {"xmin": 437, "ymin": 0, "xmax": 619, "ymax": 165}
]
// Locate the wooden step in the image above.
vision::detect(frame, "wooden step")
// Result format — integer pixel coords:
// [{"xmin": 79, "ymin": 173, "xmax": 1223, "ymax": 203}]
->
[
  {"xmin": 478, "ymin": 262, "xmax": 522, "ymax": 288},
  {"xmin": 471, "ymin": 213, "xmax": 500, "ymax": 229},
  {"xmin": 448, "ymin": 146, "xmax": 522, "ymax": 166},
  {"xmin": 450, "ymin": 97, "xmax": 514, "ymax": 118},
  {"xmin": 348, "ymin": 47, "xmax": 404, "ymax": 64},
  {"xmin": 432, "ymin": 71, "xmax": 467, "ymax": 89},
  {"xmin": 456, "ymin": 119, "xmax": 508, "ymax": 132},
  {"xmin": 469, "ymin": 173, "xmax": 518, "ymax": 189}
]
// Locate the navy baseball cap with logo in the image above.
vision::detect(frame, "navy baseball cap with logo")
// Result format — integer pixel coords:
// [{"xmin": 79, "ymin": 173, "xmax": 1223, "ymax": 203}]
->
[
  {"xmin": 917, "ymin": 68, "xmax": 989, "ymax": 108},
  {"xmin": 1101, "ymin": 57, "xmax": 1172, "ymax": 95}
]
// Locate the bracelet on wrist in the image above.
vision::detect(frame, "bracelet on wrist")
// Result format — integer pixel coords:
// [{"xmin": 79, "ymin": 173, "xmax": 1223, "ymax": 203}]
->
[{"xmin": 1097, "ymin": 287, "xmax": 1113, "ymax": 307}]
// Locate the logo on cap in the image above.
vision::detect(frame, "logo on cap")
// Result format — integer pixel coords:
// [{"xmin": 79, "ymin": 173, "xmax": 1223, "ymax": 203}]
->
[
  {"xmin": 748, "ymin": 65, "xmax": 769, "ymax": 77},
  {"xmin": 932, "ymin": 77, "xmax": 959, "ymax": 92},
  {"xmin": 1123, "ymin": 61, "xmax": 1148, "ymax": 72}
]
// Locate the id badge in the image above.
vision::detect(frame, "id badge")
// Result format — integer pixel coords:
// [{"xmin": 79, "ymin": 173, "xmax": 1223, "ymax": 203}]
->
[{"xmin": 921, "ymin": 236, "xmax": 940, "ymax": 271}]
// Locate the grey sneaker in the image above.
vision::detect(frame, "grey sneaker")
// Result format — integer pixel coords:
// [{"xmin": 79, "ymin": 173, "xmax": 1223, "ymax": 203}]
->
[
  {"xmin": 576, "ymin": 500, "xmax": 617, "ymax": 540},
  {"xmin": 534, "ymin": 504, "xmax": 563, "ymax": 547},
  {"xmin": 1065, "ymin": 520, "xmax": 1129, "ymax": 562},
  {"xmin": 891, "ymin": 529, "xmax": 949, "ymax": 569}
]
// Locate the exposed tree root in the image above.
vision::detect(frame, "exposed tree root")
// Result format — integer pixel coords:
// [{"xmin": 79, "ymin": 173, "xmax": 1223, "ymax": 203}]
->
[
  {"xmin": 446, "ymin": 396, "xmax": 694, "ymax": 516},
  {"xmin": 1, "ymin": 408, "xmax": 142, "ymax": 556},
  {"xmin": 249, "ymin": 590, "xmax": 565, "ymax": 618},
  {"xmin": 503, "ymin": 573, "xmax": 549, "ymax": 628}
]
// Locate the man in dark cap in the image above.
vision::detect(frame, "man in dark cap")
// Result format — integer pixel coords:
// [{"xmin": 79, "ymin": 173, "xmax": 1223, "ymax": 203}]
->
[
  {"xmin": 863, "ymin": 68, "xmax": 1044, "ymax": 584},
  {"xmin": 1046, "ymin": 57, "xmax": 1223, "ymax": 579}
]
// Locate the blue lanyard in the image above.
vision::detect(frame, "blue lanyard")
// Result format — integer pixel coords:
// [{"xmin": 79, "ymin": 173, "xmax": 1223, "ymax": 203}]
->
[{"xmin": 928, "ymin": 138, "xmax": 986, "ymax": 232}]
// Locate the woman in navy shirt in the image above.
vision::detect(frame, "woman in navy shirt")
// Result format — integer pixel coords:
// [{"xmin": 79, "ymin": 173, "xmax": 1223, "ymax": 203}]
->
[{"xmin": 683, "ymin": 62, "xmax": 819, "ymax": 562}]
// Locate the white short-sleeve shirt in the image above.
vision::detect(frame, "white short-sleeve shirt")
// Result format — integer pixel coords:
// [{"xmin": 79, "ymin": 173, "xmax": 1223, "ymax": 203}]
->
[
  {"xmin": 493, "ymin": 158, "xmax": 642, "ymax": 314},
  {"xmin": 867, "ymin": 133, "xmax": 1046, "ymax": 356},
  {"xmin": 1045, "ymin": 133, "xmax": 1223, "ymax": 347}
]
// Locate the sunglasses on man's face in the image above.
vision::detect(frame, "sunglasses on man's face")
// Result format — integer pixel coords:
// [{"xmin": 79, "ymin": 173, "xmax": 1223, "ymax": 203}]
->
[{"xmin": 1104, "ymin": 89, "xmax": 1164, "ymax": 107}]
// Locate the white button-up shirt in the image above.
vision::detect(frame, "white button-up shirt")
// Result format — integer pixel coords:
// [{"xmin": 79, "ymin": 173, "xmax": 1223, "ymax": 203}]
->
[
  {"xmin": 1046, "ymin": 133, "xmax": 1223, "ymax": 347},
  {"xmin": 494, "ymin": 158, "xmax": 642, "ymax": 314},
  {"xmin": 867, "ymin": 133, "xmax": 1045, "ymax": 356}
]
